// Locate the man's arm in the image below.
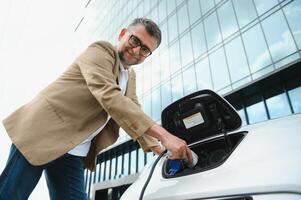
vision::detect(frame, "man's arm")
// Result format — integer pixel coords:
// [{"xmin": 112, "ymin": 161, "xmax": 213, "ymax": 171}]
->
[{"xmin": 78, "ymin": 42, "xmax": 192, "ymax": 162}]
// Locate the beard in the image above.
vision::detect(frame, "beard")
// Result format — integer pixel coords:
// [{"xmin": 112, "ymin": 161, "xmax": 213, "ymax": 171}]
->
[{"xmin": 118, "ymin": 48, "xmax": 140, "ymax": 66}]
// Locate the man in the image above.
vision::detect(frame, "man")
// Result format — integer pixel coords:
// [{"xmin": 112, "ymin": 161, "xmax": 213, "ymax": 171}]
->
[{"xmin": 0, "ymin": 18, "xmax": 192, "ymax": 199}]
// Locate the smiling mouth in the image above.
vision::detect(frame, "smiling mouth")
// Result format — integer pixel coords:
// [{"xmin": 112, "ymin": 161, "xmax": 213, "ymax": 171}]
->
[{"xmin": 127, "ymin": 49, "xmax": 139, "ymax": 60}]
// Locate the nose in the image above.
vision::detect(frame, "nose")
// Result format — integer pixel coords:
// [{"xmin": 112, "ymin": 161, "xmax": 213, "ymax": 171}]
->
[{"xmin": 132, "ymin": 46, "xmax": 141, "ymax": 56}]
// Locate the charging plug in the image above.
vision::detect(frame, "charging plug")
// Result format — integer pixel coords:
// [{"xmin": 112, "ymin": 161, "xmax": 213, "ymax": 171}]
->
[
  {"xmin": 168, "ymin": 160, "xmax": 184, "ymax": 175},
  {"xmin": 184, "ymin": 150, "xmax": 199, "ymax": 168}
]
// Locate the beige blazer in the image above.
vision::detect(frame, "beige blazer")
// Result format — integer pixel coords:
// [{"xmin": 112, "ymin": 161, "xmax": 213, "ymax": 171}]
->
[{"xmin": 3, "ymin": 41, "xmax": 158, "ymax": 170}]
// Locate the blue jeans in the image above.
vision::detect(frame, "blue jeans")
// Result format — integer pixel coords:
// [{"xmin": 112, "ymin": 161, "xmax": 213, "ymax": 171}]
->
[{"xmin": 0, "ymin": 144, "xmax": 88, "ymax": 200}]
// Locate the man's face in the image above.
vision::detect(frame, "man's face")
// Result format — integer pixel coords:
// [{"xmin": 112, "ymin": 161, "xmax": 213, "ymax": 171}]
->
[{"xmin": 117, "ymin": 25, "xmax": 158, "ymax": 68}]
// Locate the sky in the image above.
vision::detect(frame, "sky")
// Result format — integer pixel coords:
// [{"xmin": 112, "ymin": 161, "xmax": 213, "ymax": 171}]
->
[{"xmin": 0, "ymin": 0, "xmax": 87, "ymax": 199}]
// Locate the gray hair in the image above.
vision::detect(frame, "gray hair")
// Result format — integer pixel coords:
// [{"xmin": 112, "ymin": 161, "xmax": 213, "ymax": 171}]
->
[{"xmin": 128, "ymin": 18, "xmax": 162, "ymax": 47}]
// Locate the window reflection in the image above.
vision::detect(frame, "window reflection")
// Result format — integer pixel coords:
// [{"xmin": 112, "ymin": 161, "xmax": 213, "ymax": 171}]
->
[
  {"xmin": 246, "ymin": 95, "xmax": 268, "ymax": 124},
  {"xmin": 180, "ymin": 32, "xmax": 193, "ymax": 66},
  {"xmin": 183, "ymin": 65, "xmax": 197, "ymax": 95},
  {"xmin": 242, "ymin": 24, "xmax": 272, "ymax": 73},
  {"xmin": 261, "ymin": 10, "xmax": 297, "ymax": 62},
  {"xmin": 171, "ymin": 73, "xmax": 184, "ymax": 101},
  {"xmin": 188, "ymin": 0, "xmax": 201, "ymax": 25},
  {"xmin": 123, "ymin": 153, "xmax": 129, "ymax": 176},
  {"xmin": 237, "ymin": 109, "xmax": 247, "ymax": 126},
  {"xmin": 225, "ymin": 37, "xmax": 250, "ymax": 82},
  {"xmin": 135, "ymin": 67, "xmax": 143, "ymax": 96},
  {"xmin": 283, "ymin": 0, "xmax": 301, "ymax": 49},
  {"xmin": 130, "ymin": 149, "xmax": 137, "ymax": 174},
  {"xmin": 105, "ymin": 159, "xmax": 110, "ymax": 181},
  {"xmin": 204, "ymin": 12, "xmax": 222, "ymax": 49},
  {"xmin": 143, "ymin": 62, "xmax": 151, "ymax": 92},
  {"xmin": 168, "ymin": 13, "xmax": 178, "ymax": 43},
  {"xmin": 209, "ymin": 48, "xmax": 230, "ymax": 90},
  {"xmin": 288, "ymin": 86, "xmax": 301, "ymax": 113},
  {"xmin": 100, "ymin": 162, "xmax": 105, "ymax": 181},
  {"xmin": 116, "ymin": 155, "xmax": 122, "ymax": 179},
  {"xmin": 232, "ymin": 0, "xmax": 257, "ymax": 28},
  {"xmin": 151, "ymin": 88, "xmax": 161, "ymax": 121},
  {"xmin": 253, "ymin": 0, "xmax": 278, "ymax": 16},
  {"xmin": 146, "ymin": 152, "xmax": 154, "ymax": 164},
  {"xmin": 143, "ymin": 93, "xmax": 151, "ymax": 117},
  {"xmin": 138, "ymin": 148, "xmax": 145, "ymax": 171},
  {"xmin": 266, "ymin": 93, "xmax": 291, "ymax": 119},
  {"xmin": 158, "ymin": 0, "xmax": 167, "ymax": 23},
  {"xmin": 161, "ymin": 81, "xmax": 172, "ymax": 110},
  {"xmin": 152, "ymin": 56, "xmax": 160, "ymax": 87},
  {"xmin": 178, "ymin": 4, "xmax": 189, "ymax": 34},
  {"xmin": 159, "ymin": 22, "xmax": 168, "ymax": 48},
  {"xmin": 195, "ymin": 57, "xmax": 213, "ymax": 90},
  {"xmin": 200, "ymin": 0, "xmax": 215, "ymax": 15},
  {"xmin": 160, "ymin": 49, "xmax": 170, "ymax": 81},
  {"xmin": 217, "ymin": 1, "xmax": 238, "ymax": 39},
  {"xmin": 167, "ymin": 0, "xmax": 177, "ymax": 15},
  {"xmin": 169, "ymin": 41, "xmax": 181, "ymax": 74},
  {"xmin": 111, "ymin": 156, "xmax": 116, "ymax": 179},
  {"xmin": 191, "ymin": 22, "xmax": 207, "ymax": 59}
]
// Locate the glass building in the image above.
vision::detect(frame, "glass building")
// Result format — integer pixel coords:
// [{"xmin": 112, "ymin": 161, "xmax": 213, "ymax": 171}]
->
[{"xmin": 73, "ymin": 0, "xmax": 301, "ymax": 199}]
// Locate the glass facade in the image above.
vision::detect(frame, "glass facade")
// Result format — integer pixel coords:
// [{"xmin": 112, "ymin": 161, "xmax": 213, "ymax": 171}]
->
[{"xmin": 74, "ymin": 0, "xmax": 301, "ymax": 199}]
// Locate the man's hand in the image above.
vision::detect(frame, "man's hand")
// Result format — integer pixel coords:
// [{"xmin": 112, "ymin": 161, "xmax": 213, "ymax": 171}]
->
[
  {"xmin": 145, "ymin": 124, "xmax": 193, "ymax": 164},
  {"xmin": 150, "ymin": 145, "xmax": 165, "ymax": 155}
]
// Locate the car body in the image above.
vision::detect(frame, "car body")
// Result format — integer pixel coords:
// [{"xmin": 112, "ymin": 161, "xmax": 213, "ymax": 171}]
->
[{"xmin": 121, "ymin": 90, "xmax": 301, "ymax": 200}]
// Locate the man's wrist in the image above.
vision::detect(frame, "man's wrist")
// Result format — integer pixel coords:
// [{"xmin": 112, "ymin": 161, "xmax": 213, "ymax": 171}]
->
[{"xmin": 145, "ymin": 124, "xmax": 165, "ymax": 142}]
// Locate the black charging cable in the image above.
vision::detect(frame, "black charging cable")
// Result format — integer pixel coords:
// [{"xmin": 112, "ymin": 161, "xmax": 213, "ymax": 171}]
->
[{"xmin": 139, "ymin": 150, "xmax": 167, "ymax": 200}]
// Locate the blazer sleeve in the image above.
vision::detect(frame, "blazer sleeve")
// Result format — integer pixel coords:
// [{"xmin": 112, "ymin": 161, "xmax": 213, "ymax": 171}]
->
[
  {"xmin": 129, "ymin": 70, "xmax": 160, "ymax": 152},
  {"xmin": 76, "ymin": 41, "xmax": 155, "ymax": 141}
]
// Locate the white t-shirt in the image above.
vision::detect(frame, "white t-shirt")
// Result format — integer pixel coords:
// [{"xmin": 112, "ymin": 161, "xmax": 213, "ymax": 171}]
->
[{"xmin": 68, "ymin": 64, "xmax": 129, "ymax": 156}]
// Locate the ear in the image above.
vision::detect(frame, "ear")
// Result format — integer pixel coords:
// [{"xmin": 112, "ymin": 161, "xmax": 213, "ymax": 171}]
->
[{"xmin": 118, "ymin": 28, "xmax": 127, "ymax": 41}]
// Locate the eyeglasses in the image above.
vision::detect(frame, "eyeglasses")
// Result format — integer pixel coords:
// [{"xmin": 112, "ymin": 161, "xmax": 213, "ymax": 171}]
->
[{"xmin": 128, "ymin": 35, "xmax": 152, "ymax": 57}]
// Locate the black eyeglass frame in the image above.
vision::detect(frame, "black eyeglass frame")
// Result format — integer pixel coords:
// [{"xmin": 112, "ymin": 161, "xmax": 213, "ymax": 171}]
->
[{"xmin": 128, "ymin": 35, "xmax": 153, "ymax": 57}]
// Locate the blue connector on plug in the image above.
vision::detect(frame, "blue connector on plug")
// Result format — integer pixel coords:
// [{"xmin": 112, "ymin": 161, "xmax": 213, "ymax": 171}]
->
[{"xmin": 168, "ymin": 160, "xmax": 184, "ymax": 175}]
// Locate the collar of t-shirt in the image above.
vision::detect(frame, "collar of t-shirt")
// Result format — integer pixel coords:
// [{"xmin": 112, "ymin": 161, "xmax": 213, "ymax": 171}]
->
[{"xmin": 118, "ymin": 62, "xmax": 129, "ymax": 95}]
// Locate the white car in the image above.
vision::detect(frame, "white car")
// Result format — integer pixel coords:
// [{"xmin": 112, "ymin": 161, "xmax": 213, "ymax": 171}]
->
[{"xmin": 121, "ymin": 90, "xmax": 301, "ymax": 200}]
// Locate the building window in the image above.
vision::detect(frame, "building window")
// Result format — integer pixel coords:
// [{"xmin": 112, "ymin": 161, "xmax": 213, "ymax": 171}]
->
[
  {"xmin": 200, "ymin": 0, "xmax": 215, "ymax": 15},
  {"xmin": 242, "ymin": 24, "xmax": 272, "ymax": 73},
  {"xmin": 182, "ymin": 64, "xmax": 197, "ymax": 95},
  {"xmin": 161, "ymin": 80, "xmax": 172, "ymax": 110},
  {"xmin": 209, "ymin": 47, "xmax": 231, "ymax": 91},
  {"xmin": 283, "ymin": 0, "xmax": 301, "ymax": 50},
  {"xmin": 191, "ymin": 22, "xmax": 207, "ymax": 59},
  {"xmin": 187, "ymin": 0, "xmax": 201, "ymax": 25},
  {"xmin": 232, "ymin": 0, "xmax": 257, "ymax": 28},
  {"xmin": 143, "ymin": 93, "xmax": 152, "ymax": 117},
  {"xmin": 171, "ymin": 73, "xmax": 184, "ymax": 101},
  {"xmin": 169, "ymin": 41, "xmax": 181, "ymax": 74},
  {"xmin": 116, "ymin": 154, "xmax": 122, "ymax": 179},
  {"xmin": 160, "ymin": 49, "xmax": 170, "ymax": 81},
  {"xmin": 217, "ymin": 0, "xmax": 238, "ymax": 39},
  {"xmin": 123, "ymin": 152, "xmax": 129, "ymax": 176},
  {"xmin": 168, "ymin": 13, "xmax": 179, "ymax": 43},
  {"xmin": 138, "ymin": 148, "xmax": 146, "ymax": 171},
  {"xmin": 288, "ymin": 86, "xmax": 301, "ymax": 113},
  {"xmin": 178, "ymin": 4, "xmax": 189, "ymax": 34},
  {"xmin": 204, "ymin": 12, "xmax": 222, "ymax": 49},
  {"xmin": 253, "ymin": 0, "xmax": 279, "ymax": 16},
  {"xmin": 224, "ymin": 36, "xmax": 250, "ymax": 83},
  {"xmin": 130, "ymin": 148, "xmax": 137, "ymax": 174},
  {"xmin": 180, "ymin": 32, "xmax": 194, "ymax": 67},
  {"xmin": 261, "ymin": 10, "xmax": 297, "ymax": 63},
  {"xmin": 246, "ymin": 94, "xmax": 268, "ymax": 124},
  {"xmin": 195, "ymin": 57, "xmax": 213, "ymax": 90},
  {"xmin": 152, "ymin": 87, "xmax": 161, "ymax": 121},
  {"xmin": 266, "ymin": 93, "xmax": 292, "ymax": 119}
]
